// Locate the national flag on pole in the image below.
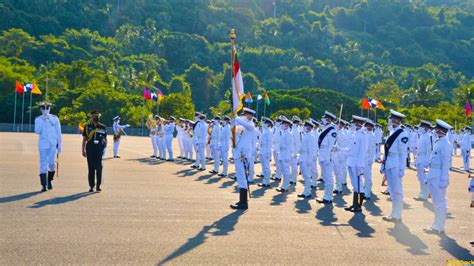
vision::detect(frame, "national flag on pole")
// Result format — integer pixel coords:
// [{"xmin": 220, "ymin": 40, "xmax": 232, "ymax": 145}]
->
[
  {"xmin": 150, "ymin": 90, "xmax": 158, "ymax": 102},
  {"xmin": 264, "ymin": 91, "xmax": 270, "ymax": 105},
  {"xmin": 15, "ymin": 81, "xmax": 24, "ymax": 94},
  {"xmin": 143, "ymin": 87, "xmax": 151, "ymax": 100},
  {"xmin": 24, "ymin": 82, "xmax": 33, "ymax": 93},
  {"xmin": 231, "ymin": 51, "xmax": 245, "ymax": 114},
  {"xmin": 245, "ymin": 92, "xmax": 253, "ymax": 103},
  {"xmin": 257, "ymin": 94, "xmax": 263, "ymax": 102},
  {"xmin": 369, "ymin": 98, "xmax": 384, "ymax": 109},
  {"xmin": 31, "ymin": 83, "xmax": 42, "ymax": 94},
  {"xmin": 466, "ymin": 100, "xmax": 472, "ymax": 117},
  {"xmin": 361, "ymin": 97, "xmax": 371, "ymax": 110},
  {"xmin": 156, "ymin": 88, "xmax": 164, "ymax": 102}
]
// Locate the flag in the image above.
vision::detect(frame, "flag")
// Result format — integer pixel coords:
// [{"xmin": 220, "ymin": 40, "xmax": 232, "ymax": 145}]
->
[
  {"xmin": 143, "ymin": 87, "xmax": 151, "ymax": 100},
  {"xmin": 150, "ymin": 90, "xmax": 158, "ymax": 102},
  {"xmin": 31, "ymin": 83, "xmax": 42, "ymax": 95},
  {"xmin": 15, "ymin": 81, "xmax": 24, "ymax": 94},
  {"xmin": 369, "ymin": 98, "xmax": 378, "ymax": 108},
  {"xmin": 231, "ymin": 51, "xmax": 245, "ymax": 114},
  {"xmin": 361, "ymin": 97, "xmax": 371, "ymax": 110},
  {"xmin": 156, "ymin": 88, "xmax": 164, "ymax": 102},
  {"xmin": 245, "ymin": 92, "xmax": 253, "ymax": 103},
  {"xmin": 24, "ymin": 82, "xmax": 33, "ymax": 93},
  {"xmin": 257, "ymin": 94, "xmax": 263, "ymax": 102},
  {"xmin": 264, "ymin": 91, "xmax": 270, "ymax": 105},
  {"xmin": 466, "ymin": 100, "xmax": 472, "ymax": 117}
]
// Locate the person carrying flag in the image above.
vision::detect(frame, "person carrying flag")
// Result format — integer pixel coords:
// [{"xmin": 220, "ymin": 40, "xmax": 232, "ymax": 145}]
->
[{"xmin": 34, "ymin": 102, "xmax": 62, "ymax": 192}]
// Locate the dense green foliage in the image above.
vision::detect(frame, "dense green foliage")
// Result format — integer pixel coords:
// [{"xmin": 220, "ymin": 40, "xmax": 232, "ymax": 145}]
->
[{"xmin": 0, "ymin": 0, "xmax": 472, "ymax": 127}]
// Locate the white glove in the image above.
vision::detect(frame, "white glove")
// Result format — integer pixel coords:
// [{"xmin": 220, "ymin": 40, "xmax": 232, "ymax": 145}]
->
[{"xmin": 126, "ymin": 124, "xmax": 130, "ymax": 127}]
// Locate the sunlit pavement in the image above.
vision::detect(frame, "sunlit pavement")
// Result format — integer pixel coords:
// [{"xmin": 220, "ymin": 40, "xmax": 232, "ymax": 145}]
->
[{"xmin": 0, "ymin": 132, "xmax": 472, "ymax": 264}]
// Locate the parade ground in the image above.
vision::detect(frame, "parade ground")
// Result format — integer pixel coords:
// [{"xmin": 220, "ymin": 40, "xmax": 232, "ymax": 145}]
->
[{"xmin": 0, "ymin": 132, "xmax": 472, "ymax": 265}]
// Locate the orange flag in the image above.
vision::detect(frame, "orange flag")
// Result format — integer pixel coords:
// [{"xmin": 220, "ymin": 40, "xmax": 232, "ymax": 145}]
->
[{"xmin": 361, "ymin": 97, "xmax": 371, "ymax": 110}]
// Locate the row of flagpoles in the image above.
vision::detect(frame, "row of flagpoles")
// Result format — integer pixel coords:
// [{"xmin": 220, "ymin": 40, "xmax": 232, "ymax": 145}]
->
[
  {"xmin": 244, "ymin": 91, "xmax": 271, "ymax": 119},
  {"xmin": 13, "ymin": 81, "xmax": 42, "ymax": 132}
]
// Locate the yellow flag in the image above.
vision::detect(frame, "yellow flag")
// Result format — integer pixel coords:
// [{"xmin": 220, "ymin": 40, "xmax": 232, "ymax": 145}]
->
[{"xmin": 31, "ymin": 83, "xmax": 42, "ymax": 94}]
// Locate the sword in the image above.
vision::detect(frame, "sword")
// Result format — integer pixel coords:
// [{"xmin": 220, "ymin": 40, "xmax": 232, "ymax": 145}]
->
[
  {"xmin": 56, "ymin": 152, "xmax": 60, "ymax": 178},
  {"xmin": 242, "ymin": 156, "xmax": 251, "ymax": 198}
]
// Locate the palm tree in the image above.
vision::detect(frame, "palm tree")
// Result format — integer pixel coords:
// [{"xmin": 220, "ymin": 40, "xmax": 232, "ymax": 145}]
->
[{"xmin": 402, "ymin": 79, "xmax": 444, "ymax": 107}]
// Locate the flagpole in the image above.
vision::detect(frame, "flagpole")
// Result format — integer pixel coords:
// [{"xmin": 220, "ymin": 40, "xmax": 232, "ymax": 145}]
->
[
  {"xmin": 141, "ymin": 97, "xmax": 145, "ymax": 136},
  {"xmin": 230, "ymin": 29, "xmax": 236, "ymax": 148},
  {"xmin": 21, "ymin": 92, "xmax": 25, "ymax": 132},
  {"xmin": 28, "ymin": 92, "xmax": 32, "ymax": 132},
  {"xmin": 256, "ymin": 100, "xmax": 259, "ymax": 120},
  {"xmin": 13, "ymin": 90, "xmax": 17, "ymax": 131},
  {"xmin": 375, "ymin": 108, "xmax": 377, "ymax": 123}
]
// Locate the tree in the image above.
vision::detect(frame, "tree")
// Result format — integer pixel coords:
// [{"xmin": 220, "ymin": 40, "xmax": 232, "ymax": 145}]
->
[{"xmin": 402, "ymin": 79, "xmax": 444, "ymax": 107}]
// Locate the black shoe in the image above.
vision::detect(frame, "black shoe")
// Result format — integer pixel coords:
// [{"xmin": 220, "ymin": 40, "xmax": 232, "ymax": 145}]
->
[
  {"xmin": 317, "ymin": 178, "xmax": 324, "ymax": 182},
  {"xmin": 333, "ymin": 190, "xmax": 342, "ymax": 194},
  {"xmin": 89, "ymin": 188, "xmax": 94, "ymax": 192},
  {"xmin": 381, "ymin": 190, "xmax": 390, "ymax": 195},
  {"xmin": 96, "ymin": 187, "xmax": 102, "ymax": 192},
  {"xmin": 190, "ymin": 165, "xmax": 199, "ymax": 169},
  {"xmin": 316, "ymin": 198, "xmax": 332, "ymax": 204},
  {"xmin": 343, "ymin": 183, "xmax": 347, "ymax": 186},
  {"xmin": 209, "ymin": 170, "xmax": 218, "ymax": 174},
  {"xmin": 150, "ymin": 155, "xmax": 156, "ymax": 158},
  {"xmin": 218, "ymin": 173, "xmax": 227, "ymax": 177},
  {"xmin": 256, "ymin": 174, "xmax": 264, "ymax": 178},
  {"xmin": 198, "ymin": 168, "xmax": 206, "ymax": 171},
  {"xmin": 311, "ymin": 185, "xmax": 317, "ymax": 189},
  {"xmin": 297, "ymin": 194, "xmax": 311, "ymax": 198},
  {"xmin": 413, "ymin": 196, "xmax": 428, "ymax": 202},
  {"xmin": 41, "ymin": 187, "xmax": 47, "ymax": 192},
  {"xmin": 248, "ymin": 181, "xmax": 255, "ymax": 184},
  {"xmin": 258, "ymin": 183, "xmax": 270, "ymax": 188},
  {"xmin": 47, "ymin": 182, "xmax": 53, "ymax": 190},
  {"xmin": 289, "ymin": 181, "xmax": 296, "ymax": 185},
  {"xmin": 276, "ymin": 188, "xmax": 288, "ymax": 193},
  {"xmin": 230, "ymin": 188, "xmax": 248, "ymax": 210}
]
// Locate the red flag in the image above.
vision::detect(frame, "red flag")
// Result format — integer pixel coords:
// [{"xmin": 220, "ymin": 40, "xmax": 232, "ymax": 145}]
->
[
  {"xmin": 466, "ymin": 100, "xmax": 472, "ymax": 117},
  {"xmin": 361, "ymin": 97, "xmax": 371, "ymax": 110},
  {"xmin": 15, "ymin": 81, "xmax": 24, "ymax": 94},
  {"xmin": 143, "ymin": 87, "xmax": 151, "ymax": 100}
]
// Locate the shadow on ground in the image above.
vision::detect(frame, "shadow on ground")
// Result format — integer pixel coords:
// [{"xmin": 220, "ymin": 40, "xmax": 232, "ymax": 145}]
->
[
  {"xmin": 157, "ymin": 211, "xmax": 244, "ymax": 265},
  {"xmin": 29, "ymin": 192, "xmax": 94, "ymax": 208},
  {"xmin": 0, "ymin": 191, "xmax": 42, "ymax": 204}
]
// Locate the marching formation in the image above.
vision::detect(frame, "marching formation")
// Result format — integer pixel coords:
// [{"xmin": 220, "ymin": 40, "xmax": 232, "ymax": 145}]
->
[{"xmin": 33, "ymin": 102, "xmax": 472, "ymax": 236}]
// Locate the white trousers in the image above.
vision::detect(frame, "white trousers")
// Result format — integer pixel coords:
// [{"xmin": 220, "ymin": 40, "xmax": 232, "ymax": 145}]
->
[
  {"xmin": 290, "ymin": 154, "xmax": 298, "ymax": 182},
  {"xmin": 39, "ymin": 145, "xmax": 56, "ymax": 174},
  {"xmin": 429, "ymin": 183, "xmax": 447, "ymax": 231},
  {"xmin": 416, "ymin": 163, "xmax": 430, "ymax": 199},
  {"xmin": 279, "ymin": 159, "xmax": 291, "ymax": 190},
  {"xmin": 300, "ymin": 161, "xmax": 312, "ymax": 196},
  {"xmin": 113, "ymin": 139, "xmax": 120, "ymax": 157},
  {"xmin": 348, "ymin": 166, "xmax": 364, "ymax": 193},
  {"xmin": 333, "ymin": 151, "xmax": 347, "ymax": 191},
  {"xmin": 219, "ymin": 147, "xmax": 229, "ymax": 175},
  {"xmin": 165, "ymin": 135, "xmax": 173, "ymax": 159},
  {"xmin": 158, "ymin": 137, "xmax": 166, "ymax": 159},
  {"xmin": 364, "ymin": 160, "xmax": 373, "ymax": 197},
  {"xmin": 211, "ymin": 144, "xmax": 220, "ymax": 171},
  {"xmin": 273, "ymin": 149, "xmax": 282, "ymax": 179},
  {"xmin": 194, "ymin": 143, "xmax": 206, "ymax": 168},
  {"xmin": 461, "ymin": 149, "xmax": 470, "ymax": 171},
  {"xmin": 386, "ymin": 167, "xmax": 404, "ymax": 219},
  {"xmin": 320, "ymin": 160, "xmax": 334, "ymax": 201},
  {"xmin": 151, "ymin": 136, "xmax": 158, "ymax": 156},
  {"xmin": 260, "ymin": 152, "xmax": 271, "ymax": 185},
  {"xmin": 311, "ymin": 157, "xmax": 319, "ymax": 187},
  {"xmin": 178, "ymin": 136, "xmax": 184, "ymax": 157}
]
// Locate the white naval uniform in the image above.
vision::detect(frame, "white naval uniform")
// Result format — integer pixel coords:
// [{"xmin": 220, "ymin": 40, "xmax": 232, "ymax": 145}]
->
[
  {"xmin": 272, "ymin": 124, "xmax": 282, "ymax": 179},
  {"xmin": 218, "ymin": 123, "xmax": 231, "ymax": 175},
  {"xmin": 427, "ymin": 136, "xmax": 452, "ymax": 231},
  {"xmin": 347, "ymin": 128, "xmax": 367, "ymax": 193},
  {"xmin": 164, "ymin": 123, "xmax": 175, "ymax": 160},
  {"xmin": 210, "ymin": 122, "xmax": 221, "ymax": 172},
  {"xmin": 333, "ymin": 128, "xmax": 350, "ymax": 191},
  {"xmin": 300, "ymin": 130, "xmax": 315, "ymax": 196},
  {"xmin": 290, "ymin": 125, "xmax": 302, "ymax": 183},
  {"xmin": 278, "ymin": 126, "xmax": 293, "ymax": 190},
  {"xmin": 382, "ymin": 126, "xmax": 408, "ymax": 219},
  {"xmin": 248, "ymin": 126, "xmax": 258, "ymax": 182},
  {"xmin": 183, "ymin": 126, "xmax": 193, "ymax": 160},
  {"xmin": 35, "ymin": 114, "xmax": 62, "ymax": 174},
  {"xmin": 232, "ymin": 117, "xmax": 256, "ymax": 189},
  {"xmin": 364, "ymin": 129, "xmax": 376, "ymax": 197},
  {"xmin": 150, "ymin": 125, "xmax": 158, "ymax": 157},
  {"xmin": 177, "ymin": 125, "xmax": 185, "ymax": 158},
  {"xmin": 415, "ymin": 130, "xmax": 432, "ymax": 199},
  {"xmin": 311, "ymin": 128, "xmax": 320, "ymax": 187},
  {"xmin": 113, "ymin": 121, "xmax": 128, "ymax": 157},
  {"xmin": 259, "ymin": 125, "xmax": 273, "ymax": 185},
  {"xmin": 157, "ymin": 126, "xmax": 166, "ymax": 159},
  {"xmin": 193, "ymin": 120, "xmax": 207, "ymax": 168},
  {"xmin": 319, "ymin": 124, "xmax": 337, "ymax": 201},
  {"xmin": 460, "ymin": 132, "xmax": 471, "ymax": 171},
  {"xmin": 375, "ymin": 127, "xmax": 383, "ymax": 161}
]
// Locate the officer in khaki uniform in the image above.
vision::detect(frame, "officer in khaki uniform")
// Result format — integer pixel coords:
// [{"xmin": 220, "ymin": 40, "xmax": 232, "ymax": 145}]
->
[
  {"xmin": 34, "ymin": 102, "xmax": 62, "ymax": 192},
  {"xmin": 423, "ymin": 119, "xmax": 453, "ymax": 235}
]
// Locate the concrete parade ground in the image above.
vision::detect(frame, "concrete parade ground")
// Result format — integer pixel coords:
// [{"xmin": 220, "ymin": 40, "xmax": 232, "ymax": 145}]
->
[{"xmin": 0, "ymin": 132, "xmax": 472, "ymax": 265}]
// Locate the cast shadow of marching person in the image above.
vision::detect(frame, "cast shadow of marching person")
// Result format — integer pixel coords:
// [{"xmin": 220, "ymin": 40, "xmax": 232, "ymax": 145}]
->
[
  {"xmin": 157, "ymin": 211, "xmax": 244, "ymax": 265},
  {"xmin": 387, "ymin": 222, "xmax": 428, "ymax": 255},
  {"xmin": 0, "ymin": 191, "xmax": 42, "ymax": 204},
  {"xmin": 29, "ymin": 192, "xmax": 94, "ymax": 209}
]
